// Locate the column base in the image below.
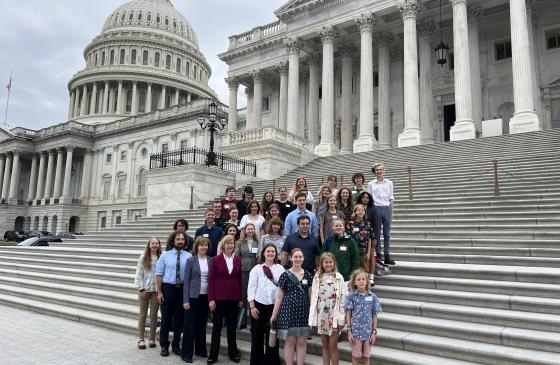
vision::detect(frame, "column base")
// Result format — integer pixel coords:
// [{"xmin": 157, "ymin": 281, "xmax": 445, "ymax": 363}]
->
[
  {"xmin": 339, "ymin": 148, "xmax": 353, "ymax": 155},
  {"xmin": 398, "ymin": 128, "xmax": 422, "ymax": 147},
  {"xmin": 314, "ymin": 141, "xmax": 339, "ymax": 157},
  {"xmin": 353, "ymin": 135, "xmax": 378, "ymax": 153},
  {"xmin": 450, "ymin": 121, "xmax": 476, "ymax": 141},
  {"xmin": 509, "ymin": 111, "xmax": 541, "ymax": 134}
]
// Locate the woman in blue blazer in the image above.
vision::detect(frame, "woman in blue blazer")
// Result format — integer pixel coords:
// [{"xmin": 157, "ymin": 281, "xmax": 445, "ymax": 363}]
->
[{"xmin": 182, "ymin": 236, "xmax": 212, "ymax": 364}]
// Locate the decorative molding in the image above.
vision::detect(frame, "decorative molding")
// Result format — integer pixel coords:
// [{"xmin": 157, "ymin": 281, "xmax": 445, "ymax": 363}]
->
[
  {"xmin": 374, "ymin": 32, "xmax": 395, "ymax": 48},
  {"xmin": 245, "ymin": 87, "xmax": 254, "ymax": 98},
  {"xmin": 275, "ymin": 61, "xmax": 289, "ymax": 76},
  {"xmin": 355, "ymin": 12, "xmax": 376, "ymax": 33},
  {"xmin": 396, "ymin": 0, "xmax": 419, "ymax": 20},
  {"xmin": 275, "ymin": 0, "xmax": 348, "ymax": 24},
  {"xmin": 467, "ymin": 4, "xmax": 482, "ymax": 23},
  {"xmin": 285, "ymin": 37, "xmax": 303, "ymax": 54},
  {"xmin": 339, "ymin": 44, "xmax": 356, "ymax": 58},
  {"xmin": 319, "ymin": 25, "xmax": 337, "ymax": 43},
  {"xmin": 225, "ymin": 76, "xmax": 239, "ymax": 90},
  {"xmin": 250, "ymin": 69, "xmax": 264, "ymax": 82},
  {"xmin": 305, "ymin": 52, "xmax": 322, "ymax": 66},
  {"xmin": 417, "ymin": 19, "xmax": 435, "ymax": 38}
]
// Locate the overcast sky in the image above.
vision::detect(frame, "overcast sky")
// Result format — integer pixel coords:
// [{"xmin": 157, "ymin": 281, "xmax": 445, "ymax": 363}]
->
[{"xmin": 0, "ymin": 0, "xmax": 286, "ymax": 130}]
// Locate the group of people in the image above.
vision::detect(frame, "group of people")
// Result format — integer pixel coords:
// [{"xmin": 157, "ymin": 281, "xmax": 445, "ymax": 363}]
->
[{"xmin": 134, "ymin": 162, "xmax": 393, "ymax": 365}]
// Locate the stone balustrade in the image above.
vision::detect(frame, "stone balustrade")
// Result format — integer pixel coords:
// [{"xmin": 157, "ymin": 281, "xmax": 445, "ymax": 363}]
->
[
  {"xmin": 222, "ymin": 125, "xmax": 314, "ymax": 153},
  {"xmin": 228, "ymin": 20, "xmax": 286, "ymax": 50}
]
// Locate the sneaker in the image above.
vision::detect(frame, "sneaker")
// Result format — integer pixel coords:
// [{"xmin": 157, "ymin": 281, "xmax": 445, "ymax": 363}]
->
[
  {"xmin": 384, "ymin": 255, "xmax": 395, "ymax": 265},
  {"xmin": 381, "ymin": 266, "xmax": 391, "ymax": 275}
]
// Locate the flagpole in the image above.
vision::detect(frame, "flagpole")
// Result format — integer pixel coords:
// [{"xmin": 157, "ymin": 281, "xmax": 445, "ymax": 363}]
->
[{"xmin": 4, "ymin": 71, "xmax": 12, "ymax": 124}]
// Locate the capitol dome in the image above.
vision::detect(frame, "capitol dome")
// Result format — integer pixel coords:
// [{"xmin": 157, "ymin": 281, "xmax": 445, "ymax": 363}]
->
[{"xmin": 67, "ymin": 0, "xmax": 215, "ymax": 125}]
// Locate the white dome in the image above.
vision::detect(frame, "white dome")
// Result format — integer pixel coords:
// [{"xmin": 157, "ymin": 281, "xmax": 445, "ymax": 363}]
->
[{"xmin": 101, "ymin": 0, "xmax": 199, "ymax": 49}]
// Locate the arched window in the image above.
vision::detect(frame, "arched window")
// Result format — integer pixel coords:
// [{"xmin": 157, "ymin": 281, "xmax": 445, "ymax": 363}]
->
[
  {"xmin": 147, "ymin": 12, "xmax": 152, "ymax": 22},
  {"xmin": 142, "ymin": 50, "xmax": 148, "ymax": 65},
  {"xmin": 131, "ymin": 49, "xmax": 137, "ymax": 64},
  {"xmin": 101, "ymin": 51, "xmax": 106, "ymax": 66},
  {"xmin": 165, "ymin": 55, "xmax": 171, "ymax": 70},
  {"xmin": 102, "ymin": 175, "xmax": 112, "ymax": 200},
  {"xmin": 156, "ymin": 14, "xmax": 161, "ymax": 24},
  {"xmin": 119, "ymin": 49, "xmax": 125, "ymax": 64},
  {"xmin": 176, "ymin": 58, "xmax": 181, "ymax": 73},
  {"xmin": 129, "ymin": 12, "xmax": 134, "ymax": 21},
  {"xmin": 117, "ymin": 173, "xmax": 127, "ymax": 199},
  {"xmin": 126, "ymin": 90, "xmax": 133, "ymax": 113},
  {"xmin": 154, "ymin": 52, "xmax": 160, "ymax": 67},
  {"xmin": 193, "ymin": 65, "xmax": 197, "ymax": 79},
  {"xmin": 137, "ymin": 169, "xmax": 147, "ymax": 196},
  {"xmin": 110, "ymin": 50, "xmax": 115, "ymax": 65},
  {"xmin": 94, "ymin": 53, "xmax": 98, "ymax": 66},
  {"xmin": 165, "ymin": 17, "xmax": 169, "ymax": 26},
  {"xmin": 186, "ymin": 61, "xmax": 190, "ymax": 76},
  {"xmin": 137, "ymin": 11, "xmax": 142, "ymax": 21}
]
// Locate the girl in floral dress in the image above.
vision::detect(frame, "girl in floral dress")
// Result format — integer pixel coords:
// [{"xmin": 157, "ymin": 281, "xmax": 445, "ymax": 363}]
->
[
  {"xmin": 309, "ymin": 252, "xmax": 346, "ymax": 365},
  {"xmin": 346, "ymin": 204, "xmax": 375, "ymax": 284}
]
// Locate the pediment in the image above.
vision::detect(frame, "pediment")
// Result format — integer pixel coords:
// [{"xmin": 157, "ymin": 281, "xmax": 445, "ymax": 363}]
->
[
  {"xmin": 274, "ymin": 0, "xmax": 346, "ymax": 21},
  {"xmin": 0, "ymin": 126, "xmax": 14, "ymax": 143},
  {"xmin": 275, "ymin": 0, "xmax": 308, "ymax": 14}
]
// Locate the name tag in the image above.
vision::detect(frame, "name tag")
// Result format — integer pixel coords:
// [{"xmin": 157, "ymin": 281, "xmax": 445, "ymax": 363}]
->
[
  {"xmin": 332, "ymin": 215, "xmax": 337, "ymax": 219},
  {"xmin": 365, "ymin": 296, "xmax": 373, "ymax": 302},
  {"xmin": 203, "ymin": 234, "xmax": 209, "ymax": 238},
  {"xmin": 302, "ymin": 279, "xmax": 308, "ymax": 285},
  {"xmin": 325, "ymin": 277, "xmax": 334, "ymax": 284},
  {"xmin": 286, "ymin": 204, "xmax": 290, "ymax": 208},
  {"xmin": 353, "ymin": 227, "xmax": 359, "ymax": 232},
  {"xmin": 352, "ymin": 191, "xmax": 357, "ymax": 194},
  {"xmin": 251, "ymin": 247, "xmax": 258, "ymax": 254},
  {"xmin": 340, "ymin": 246, "xmax": 347, "ymax": 252}
]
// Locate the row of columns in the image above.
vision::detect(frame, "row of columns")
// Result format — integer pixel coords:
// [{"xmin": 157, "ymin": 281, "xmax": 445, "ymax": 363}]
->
[{"xmin": 68, "ymin": 82, "xmax": 192, "ymax": 119}]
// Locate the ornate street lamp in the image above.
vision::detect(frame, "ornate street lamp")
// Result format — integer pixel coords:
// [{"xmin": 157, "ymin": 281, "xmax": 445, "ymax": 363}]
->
[
  {"xmin": 435, "ymin": 0, "xmax": 449, "ymax": 66},
  {"xmin": 198, "ymin": 99, "xmax": 226, "ymax": 166}
]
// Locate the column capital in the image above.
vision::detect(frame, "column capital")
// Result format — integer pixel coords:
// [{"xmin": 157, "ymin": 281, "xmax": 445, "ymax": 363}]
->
[
  {"xmin": 305, "ymin": 52, "xmax": 322, "ymax": 66},
  {"xmin": 250, "ymin": 69, "xmax": 264, "ymax": 83},
  {"xmin": 275, "ymin": 61, "xmax": 289, "ymax": 76},
  {"xmin": 449, "ymin": 0, "xmax": 468, "ymax": 6},
  {"xmin": 467, "ymin": 3, "xmax": 482, "ymax": 23},
  {"xmin": 319, "ymin": 25, "xmax": 337, "ymax": 43},
  {"xmin": 48, "ymin": 149, "xmax": 56, "ymax": 156},
  {"xmin": 285, "ymin": 37, "xmax": 303, "ymax": 54},
  {"xmin": 374, "ymin": 32, "xmax": 395, "ymax": 47},
  {"xmin": 128, "ymin": 141, "xmax": 136, "ymax": 149},
  {"xmin": 245, "ymin": 86, "xmax": 254, "ymax": 98},
  {"xmin": 56, "ymin": 147, "xmax": 65, "ymax": 153},
  {"xmin": 224, "ymin": 76, "xmax": 239, "ymax": 90},
  {"xmin": 66, "ymin": 146, "xmax": 75, "ymax": 152},
  {"xmin": 112, "ymin": 144, "xmax": 119, "ymax": 152},
  {"xmin": 397, "ymin": 0, "xmax": 419, "ymax": 20},
  {"xmin": 339, "ymin": 44, "xmax": 356, "ymax": 58},
  {"xmin": 417, "ymin": 19, "xmax": 435, "ymax": 38},
  {"xmin": 355, "ymin": 12, "xmax": 376, "ymax": 32}
]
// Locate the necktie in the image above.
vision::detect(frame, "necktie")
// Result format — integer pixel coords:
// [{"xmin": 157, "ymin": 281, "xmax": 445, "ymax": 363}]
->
[{"xmin": 175, "ymin": 250, "xmax": 181, "ymax": 287}]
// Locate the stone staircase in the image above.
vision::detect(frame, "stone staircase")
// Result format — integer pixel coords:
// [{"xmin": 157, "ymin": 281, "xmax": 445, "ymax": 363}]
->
[{"xmin": 1, "ymin": 129, "xmax": 560, "ymax": 364}]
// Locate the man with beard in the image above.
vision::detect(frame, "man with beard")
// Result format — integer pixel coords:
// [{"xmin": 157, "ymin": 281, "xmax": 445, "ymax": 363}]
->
[{"xmin": 156, "ymin": 231, "xmax": 192, "ymax": 357}]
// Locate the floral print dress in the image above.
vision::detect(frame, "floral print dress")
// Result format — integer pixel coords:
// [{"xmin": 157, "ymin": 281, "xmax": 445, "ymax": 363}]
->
[{"xmin": 316, "ymin": 273, "xmax": 338, "ymax": 335}]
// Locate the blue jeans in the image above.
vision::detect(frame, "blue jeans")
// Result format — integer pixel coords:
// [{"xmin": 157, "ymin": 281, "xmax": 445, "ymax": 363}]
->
[{"xmin": 374, "ymin": 206, "xmax": 392, "ymax": 257}]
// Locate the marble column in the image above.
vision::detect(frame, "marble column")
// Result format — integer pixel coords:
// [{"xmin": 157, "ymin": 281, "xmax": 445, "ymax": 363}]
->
[
  {"xmin": 110, "ymin": 145, "xmax": 119, "ymax": 199},
  {"xmin": 35, "ymin": 152, "xmax": 46, "ymax": 200},
  {"xmin": 418, "ymin": 20, "xmax": 436, "ymax": 144},
  {"xmin": 53, "ymin": 148, "xmax": 64, "ymax": 198},
  {"xmin": 0, "ymin": 154, "xmax": 4, "ymax": 195},
  {"xmin": 449, "ymin": 0, "xmax": 476, "ymax": 141},
  {"xmin": 160, "ymin": 85, "xmax": 167, "ymax": 109},
  {"xmin": 340, "ymin": 45, "xmax": 355, "ymax": 154},
  {"xmin": 286, "ymin": 38, "xmax": 302, "ymax": 135},
  {"xmin": 44, "ymin": 150, "xmax": 55, "ymax": 199},
  {"xmin": 276, "ymin": 62, "xmax": 289, "ymax": 131},
  {"xmin": 91, "ymin": 83, "xmax": 98, "ymax": 115},
  {"xmin": 354, "ymin": 12, "xmax": 378, "ymax": 152},
  {"xmin": 397, "ymin": 0, "xmax": 422, "ymax": 147},
  {"xmin": 306, "ymin": 54, "xmax": 321, "ymax": 145},
  {"xmin": 509, "ymin": 0, "xmax": 541, "ymax": 133},
  {"xmin": 251, "ymin": 69, "xmax": 264, "ymax": 129},
  {"xmin": 131, "ymin": 81, "xmax": 138, "ymax": 114},
  {"xmin": 108, "ymin": 87, "xmax": 115, "ymax": 113},
  {"xmin": 27, "ymin": 154, "xmax": 39, "ymax": 201},
  {"xmin": 468, "ymin": 4, "xmax": 483, "ymax": 133},
  {"xmin": 73, "ymin": 87, "xmax": 81, "ymax": 117},
  {"xmin": 68, "ymin": 91, "xmax": 76, "ymax": 119},
  {"xmin": 175, "ymin": 89, "xmax": 180, "ymax": 106},
  {"xmin": 526, "ymin": 0, "xmax": 542, "ymax": 123},
  {"xmin": 225, "ymin": 77, "xmax": 238, "ymax": 132},
  {"xmin": 116, "ymin": 81, "xmax": 123, "ymax": 113},
  {"xmin": 315, "ymin": 25, "xmax": 339, "ymax": 156},
  {"xmin": 245, "ymin": 87, "xmax": 254, "ymax": 129},
  {"xmin": 80, "ymin": 84, "xmax": 88, "ymax": 116},
  {"xmin": 80, "ymin": 150, "xmax": 93, "ymax": 199},
  {"xmin": 146, "ymin": 83, "xmax": 153, "ymax": 113},
  {"xmin": 62, "ymin": 147, "xmax": 74, "ymax": 198},
  {"xmin": 376, "ymin": 32, "xmax": 394, "ymax": 149},
  {"xmin": 102, "ymin": 81, "xmax": 109, "ymax": 114},
  {"xmin": 1, "ymin": 153, "xmax": 12, "ymax": 199},
  {"xmin": 8, "ymin": 151, "xmax": 21, "ymax": 200}
]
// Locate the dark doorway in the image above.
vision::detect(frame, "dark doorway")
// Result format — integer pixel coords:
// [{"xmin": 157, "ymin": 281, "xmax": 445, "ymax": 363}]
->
[
  {"xmin": 14, "ymin": 216, "xmax": 25, "ymax": 231},
  {"xmin": 443, "ymin": 104, "xmax": 456, "ymax": 142}
]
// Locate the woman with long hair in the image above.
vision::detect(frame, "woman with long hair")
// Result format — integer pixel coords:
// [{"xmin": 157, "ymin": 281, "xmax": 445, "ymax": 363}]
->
[
  {"xmin": 134, "ymin": 237, "xmax": 162, "ymax": 349},
  {"xmin": 261, "ymin": 191, "xmax": 275, "ymax": 218},
  {"xmin": 313, "ymin": 185, "xmax": 333, "ymax": 217},
  {"xmin": 239, "ymin": 200, "xmax": 266, "ymax": 239},
  {"xmin": 337, "ymin": 187, "xmax": 354, "ymax": 222},
  {"xmin": 260, "ymin": 216, "xmax": 286, "ymax": 259},
  {"xmin": 288, "ymin": 176, "xmax": 314, "ymax": 204},
  {"xmin": 319, "ymin": 195, "xmax": 344, "ymax": 244},
  {"xmin": 227, "ymin": 207, "xmax": 240, "ymax": 228},
  {"xmin": 235, "ymin": 223, "xmax": 260, "ymax": 328},
  {"xmin": 262, "ymin": 203, "xmax": 282, "ymax": 234}
]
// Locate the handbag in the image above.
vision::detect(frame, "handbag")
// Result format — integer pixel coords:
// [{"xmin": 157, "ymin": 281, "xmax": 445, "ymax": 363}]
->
[
  {"xmin": 263, "ymin": 265, "xmax": 277, "ymax": 286},
  {"xmin": 268, "ymin": 325, "xmax": 277, "ymax": 348},
  {"xmin": 236, "ymin": 306, "xmax": 246, "ymax": 330}
]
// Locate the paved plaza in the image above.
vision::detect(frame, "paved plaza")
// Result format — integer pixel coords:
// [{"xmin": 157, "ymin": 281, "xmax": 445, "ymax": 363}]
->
[{"xmin": 0, "ymin": 306, "xmax": 249, "ymax": 365}]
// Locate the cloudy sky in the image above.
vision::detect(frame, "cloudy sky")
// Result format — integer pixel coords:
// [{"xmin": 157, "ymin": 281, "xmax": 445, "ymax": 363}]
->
[{"xmin": 0, "ymin": 0, "xmax": 286, "ymax": 130}]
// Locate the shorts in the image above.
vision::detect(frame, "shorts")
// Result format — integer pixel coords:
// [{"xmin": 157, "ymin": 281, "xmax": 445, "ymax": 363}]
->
[{"xmin": 351, "ymin": 339, "xmax": 371, "ymax": 358}]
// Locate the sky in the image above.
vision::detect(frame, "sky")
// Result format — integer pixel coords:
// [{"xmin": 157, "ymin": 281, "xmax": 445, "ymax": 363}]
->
[{"xmin": 0, "ymin": 0, "xmax": 286, "ymax": 130}]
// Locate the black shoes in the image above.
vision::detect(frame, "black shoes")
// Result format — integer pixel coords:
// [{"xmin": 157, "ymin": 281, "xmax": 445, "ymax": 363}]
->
[
  {"xmin": 384, "ymin": 255, "xmax": 395, "ymax": 265},
  {"xmin": 160, "ymin": 347, "xmax": 169, "ymax": 357},
  {"xmin": 230, "ymin": 354, "xmax": 241, "ymax": 363},
  {"xmin": 172, "ymin": 347, "xmax": 183, "ymax": 356},
  {"xmin": 207, "ymin": 358, "xmax": 217, "ymax": 364}
]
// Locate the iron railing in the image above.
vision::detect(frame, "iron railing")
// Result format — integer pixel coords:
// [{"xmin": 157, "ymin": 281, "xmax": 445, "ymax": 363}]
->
[{"xmin": 150, "ymin": 147, "xmax": 257, "ymax": 176}]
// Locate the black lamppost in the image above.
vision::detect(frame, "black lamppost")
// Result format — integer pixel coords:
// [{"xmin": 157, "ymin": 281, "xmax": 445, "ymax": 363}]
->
[
  {"xmin": 435, "ymin": 0, "xmax": 449, "ymax": 67},
  {"xmin": 198, "ymin": 100, "xmax": 226, "ymax": 166}
]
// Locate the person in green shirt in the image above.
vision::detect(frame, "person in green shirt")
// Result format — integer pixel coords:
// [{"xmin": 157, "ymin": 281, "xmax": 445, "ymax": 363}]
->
[{"xmin": 321, "ymin": 218, "xmax": 360, "ymax": 282}]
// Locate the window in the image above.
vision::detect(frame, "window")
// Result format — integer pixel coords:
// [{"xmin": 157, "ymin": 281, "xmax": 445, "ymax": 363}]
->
[
  {"xmin": 193, "ymin": 65, "xmax": 197, "ymax": 78},
  {"xmin": 142, "ymin": 50, "xmax": 148, "ymax": 65},
  {"xmin": 116, "ymin": 216, "xmax": 122, "ymax": 224},
  {"xmin": 117, "ymin": 174, "xmax": 126, "ymax": 199},
  {"xmin": 546, "ymin": 28, "xmax": 560, "ymax": 50},
  {"xmin": 374, "ymin": 72, "xmax": 379, "ymax": 88},
  {"xmin": 147, "ymin": 13, "xmax": 151, "ymax": 22},
  {"xmin": 101, "ymin": 216, "xmax": 106, "ymax": 228},
  {"xmin": 110, "ymin": 50, "xmax": 115, "ymax": 65},
  {"xmin": 180, "ymin": 140, "xmax": 189, "ymax": 150},
  {"xmin": 156, "ymin": 14, "xmax": 161, "ymax": 24},
  {"xmin": 106, "ymin": 153, "xmax": 112, "ymax": 164},
  {"xmin": 161, "ymin": 143, "xmax": 169, "ymax": 153},
  {"xmin": 186, "ymin": 61, "xmax": 190, "ymax": 76},
  {"xmin": 165, "ymin": 17, "xmax": 169, "ymax": 26},
  {"xmin": 101, "ymin": 51, "xmax": 106, "ymax": 66},
  {"xmin": 131, "ymin": 49, "xmax": 137, "ymax": 64},
  {"xmin": 495, "ymin": 40, "xmax": 512, "ymax": 61},
  {"xmin": 120, "ymin": 151, "xmax": 127, "ymax": 161},
  {"xmin": 176, "ymin": 58, "xmax": 181, "ymax": 73},
  {"xmin": 141, "ymin": 147, "xmax": 148, "ymax": 157},
  {"xmin": 129, "ymin": 12, "xmax": 134, "ymax": 21},
  {"xmin": 262, "ymin": 96, "xmax": 270, "ymax": 112},
  {"xmin": 120, "ymin": 49, "xmax": 126, "ymax": 64},
  {"xmin": 126, "ymin": 90, "xmax": 132, "ymax": 113},
  {"xmin": 552, "ymin": 98, "xmax": 560, "ymax": 129},
  {"xmin": 165, "ymin": 55, "xmax": 171, "ymax": 70},
  {"xmin": 154, "ymin": 52, "xmax": 160, "ymax": 67},
  {"xmin": 95, "ymin": 53, "xmax": 98, "ymax": 66},
  {"xmin": 137, "ymin": 11, "xmax": 142, "ymax": 21},
  {"xmin": 137, "ymin": 169, "xmax": 147, "ymax": 196},
  {"xmin": 102, "ymin": 177, "xmax": 111, "ymax": 200}
]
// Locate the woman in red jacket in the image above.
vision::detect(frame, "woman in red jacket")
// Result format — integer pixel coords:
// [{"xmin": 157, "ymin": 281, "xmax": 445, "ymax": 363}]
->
[{"xmin": 207, "ymin": 235, "xmax": 242, "ymax": 364}]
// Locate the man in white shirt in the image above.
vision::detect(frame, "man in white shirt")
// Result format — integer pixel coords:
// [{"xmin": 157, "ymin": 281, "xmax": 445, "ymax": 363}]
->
[{"xmin": 367, "ymin": 162, "xmax": 395, "ymax": 265}]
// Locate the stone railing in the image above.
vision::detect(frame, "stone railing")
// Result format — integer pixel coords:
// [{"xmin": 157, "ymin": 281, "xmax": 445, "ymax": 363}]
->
[
  {"xmin": 228, "ymin": 20, "xmax": 287, "ymax": 50},
  {"xmin": 222, "ymin": 125, "xmax": 314, "ymax": 152},
  {"xmin": 10, "ymin": 127, "xmax": 38, "ymax": 138},
  {"xmin": 37, "ymin": 121, "xmax": 96, "ymax": 139},
  {"xmin": 237, "ymin": 108, "xmax": 247, "ymax": 121}
]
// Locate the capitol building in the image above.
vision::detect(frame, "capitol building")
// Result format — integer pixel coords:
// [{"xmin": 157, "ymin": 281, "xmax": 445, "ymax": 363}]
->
[{"xmin": 0, "ymin": 0, "xmax": 559, "ymax": 234}]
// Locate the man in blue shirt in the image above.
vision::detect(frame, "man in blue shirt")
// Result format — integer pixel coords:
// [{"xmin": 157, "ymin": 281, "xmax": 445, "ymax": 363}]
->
[
  {"xmin": 195, "ymin": 208, "xmax": 223, "ymax": 257},
  {"xmin": 281, "ymin": 215, "xmax": 321, "ymax": 274},
  {"xmin": 284, "ymin": 192, "xmax": 319, "ymax": 238},
  {"xmin": 156, "ymin": 231, "xmax": 192, "ymax": 357}
]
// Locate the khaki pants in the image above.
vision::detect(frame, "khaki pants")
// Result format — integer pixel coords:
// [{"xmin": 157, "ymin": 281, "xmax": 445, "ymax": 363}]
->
[{"xmin": 138, "ymin": 292, "xmax": 159, "ymax": 340}]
